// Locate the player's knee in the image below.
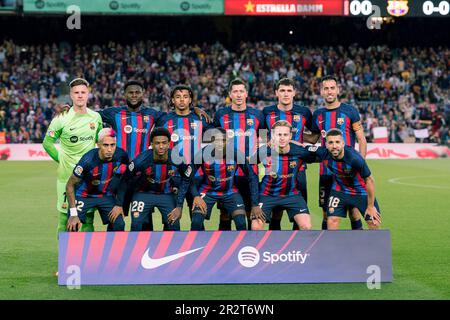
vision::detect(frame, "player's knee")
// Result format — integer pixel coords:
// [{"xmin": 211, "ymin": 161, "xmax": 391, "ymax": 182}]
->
[
  {"xmin": 219, "ymin": 209, "xmax": 229, "ymax": 221},
  {"xmin": 366, "ymin": 221, "xmax": 380, "ymax": 230},
  {"xmin": 298, "ymin": 221, "xmax": 312, "ymax": 230},
  {"xmin": 191, "ymin": 212, "xmax": 205, "ymax": 231},
  {"xmin": 251, "ymin": 219, "xmax": 265, "ymax": 231},
  {"xmin": 349, "ymin": 208, "xmax": 361, "ymax": 221},
  {"xmin": 327, "ymin": 217, "xmax": 340, "ymax": 230}
]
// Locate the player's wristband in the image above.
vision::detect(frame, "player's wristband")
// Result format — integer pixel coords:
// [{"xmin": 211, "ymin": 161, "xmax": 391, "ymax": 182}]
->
[{"xmin": 69, "ymin": 208, "xmax": 78, "ymax": 217}]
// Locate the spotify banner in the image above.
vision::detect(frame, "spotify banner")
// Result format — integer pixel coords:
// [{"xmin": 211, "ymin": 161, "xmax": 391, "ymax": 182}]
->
[{"xmin": 58, "ymin": 230, "xmax": 392, "ymax": 285}]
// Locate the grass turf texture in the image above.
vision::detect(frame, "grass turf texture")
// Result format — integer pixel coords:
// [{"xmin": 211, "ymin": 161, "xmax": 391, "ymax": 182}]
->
[{"xmin": 0, "ymin": 159, "xmax": 449, "ymax": 300}]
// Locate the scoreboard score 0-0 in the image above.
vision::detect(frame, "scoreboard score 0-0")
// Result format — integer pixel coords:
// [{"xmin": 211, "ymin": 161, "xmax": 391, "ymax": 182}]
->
[{"xmin": 346, "ymin": 0, "xmax": 449, "ymax": 17}]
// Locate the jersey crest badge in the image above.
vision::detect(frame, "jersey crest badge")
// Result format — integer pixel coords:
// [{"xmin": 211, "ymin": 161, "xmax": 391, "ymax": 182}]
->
[{"xmin": 337, "ymin": 118, "xmax": 345, "ymax": 125}]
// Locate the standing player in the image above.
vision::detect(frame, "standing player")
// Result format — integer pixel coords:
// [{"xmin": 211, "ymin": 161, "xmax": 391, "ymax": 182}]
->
[
  {"xmin": 312, "ymin": 129, "xmax": 381, "ymax": 230},
  {"xmin": 126, "ymin": 128, "xmax": 193, "ymax": 231},
  {"xmin": 213, "ymin": 78, "xmax": 266, "ymax": 230},
  {"xmin": 190, "ymin": 128, "xmax": 259, "ymax": 231},
  {"xmin": 43, "ymin": 78, "xmax": 102, "ymax": 234},
  {"xmin": 249, "ymin": 121, "xmax": 316, "ymax": 231},
  {"xmin": 156, "ymin": 85, "xmax": 212, "ymax": 227},
  {"xmin": 66, "ymin": 128, "xmax": 129, "ymax": 232},
  {"xmin": 59, "ymin": 80, "xmax": 210, "ymax": 231},
  {"xmin": 263, "ymin": 77, "xmax": 313, "ymax": 230},
  {"xmin": 307, "ymin": 75, "xmax": 367, "ymax": 230}
]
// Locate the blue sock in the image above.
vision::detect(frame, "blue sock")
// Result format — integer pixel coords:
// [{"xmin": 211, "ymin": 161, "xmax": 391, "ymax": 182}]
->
[
  {"xmin": 322, "ymin": 219, "xmax": 328, "ymax": 230},
  {"xmin": 191, "ymin": 212, "xmax": 205, "ymax": 231},
  {"xmin": 233, "ymin": 214, "xmax": 247, "ymax": 230},
  {"xmin": 351, "ymin": 219, "xmax": 363, "ymax": 230}
]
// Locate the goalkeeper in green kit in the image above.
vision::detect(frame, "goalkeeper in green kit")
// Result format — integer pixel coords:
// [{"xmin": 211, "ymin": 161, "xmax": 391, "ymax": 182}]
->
[{"xmin": 43, "ymin": 78, "xmax": 103, "ymax": 233}]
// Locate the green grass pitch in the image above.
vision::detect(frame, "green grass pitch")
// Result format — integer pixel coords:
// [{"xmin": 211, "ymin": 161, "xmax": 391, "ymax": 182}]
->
[{"xmin": 0, "ymin": 159, "xmax": 449, "ymax": 299}]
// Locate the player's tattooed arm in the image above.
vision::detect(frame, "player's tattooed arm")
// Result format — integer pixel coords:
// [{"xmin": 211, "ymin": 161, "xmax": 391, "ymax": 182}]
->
[
  {"xmin": 66, "ymin": 174, "xmax": 82, "ymax": 232},
  {"xmin": 364, "ymin": 175, "xmax": 381, "ymax": 225},
  {"xmin": 193, "ymin": 107, "xmax": 212, "ymax": 123}
]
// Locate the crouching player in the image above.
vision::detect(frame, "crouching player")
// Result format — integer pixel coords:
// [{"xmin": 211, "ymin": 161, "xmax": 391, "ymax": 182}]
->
[
  {"xmin": 190, "ymin": 128, "xmax": 259, "ymax": 231},
  {"xmin": 66, "ymin": 128, "xmax": 129, "ymax": 232},
  {"xmin": 126, "ymin": 128, "xmax": 193, "ymax": 231},
  {"xmin": 249, "ymin": 121, "xmax": 317, "ymax": 231},
  {"xmin": 313, "ymin": 129, "xmax": 381, "ymax": 230}
]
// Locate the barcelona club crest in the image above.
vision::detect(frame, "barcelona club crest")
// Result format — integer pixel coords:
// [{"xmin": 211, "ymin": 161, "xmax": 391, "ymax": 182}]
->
[
  {"xmin": 289, "ymin": 161, "xmax": 297, "ymax": 168},
  {"xmin": 190, "ymin": 122, "xmax": 198, "ymax": 129},
  {"xmin": 387, "ymin": 0, "xmax": 409, "ymax": 17},
  {"xmin": 227, "ymin": 165, "xmax": 235, "ymax": 172},
  {"xmin": 293, "ymin": 115, "xmax": 300, "ymax": 122},
  {"xmin": 168, "ymin": 170, "xmax": 175, "ymax": 176},
  {"xmin": 337, "ymin": 118, "xmax": 345, "ymax": 125},
  {"xmin": 143, "ymin": 116, "xmax": 149, "ymax": 123},
  {"xmin": 89, "ymin": 122, "xmax": 95, "ymax": 130},
  {"xmin": 246, "ymin": 119, "xmax": 254, "ymax": 126}
]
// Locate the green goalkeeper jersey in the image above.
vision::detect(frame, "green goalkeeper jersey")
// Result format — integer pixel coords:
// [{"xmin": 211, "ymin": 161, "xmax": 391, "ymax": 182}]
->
[{"xmin": 43, "ymin": 107, "xmax": 103, "ymax": 182}]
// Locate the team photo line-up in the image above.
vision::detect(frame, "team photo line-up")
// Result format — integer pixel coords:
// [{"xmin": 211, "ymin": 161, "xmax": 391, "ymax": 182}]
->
[{"xmin": 43, "ymin": 75, "xmax": 381, "ymax": 233}]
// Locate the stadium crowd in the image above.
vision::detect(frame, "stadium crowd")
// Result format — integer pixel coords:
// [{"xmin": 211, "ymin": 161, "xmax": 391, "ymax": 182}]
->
[{"xmin": 0, "ymin": 39, "xmax": 448, "ymax": 145}]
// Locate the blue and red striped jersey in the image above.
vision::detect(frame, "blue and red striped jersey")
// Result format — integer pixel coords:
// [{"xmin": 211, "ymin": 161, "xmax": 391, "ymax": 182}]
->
[
  {"xmin": 73, "ymin": 147, "xmax": 129, "ymax": 198},
  {"xmin": 191, "ymin": 148, "xmax": 259, "ymax": 206},
  {"xmin": 99, "ymin": 106, "xmax": 165, "ymax": 160},
  {"xmin": 263, "ymin": 103, "xmax": 312, "ymax": 143},
  {"xmin": 156, "ymin": 112, "xmax": 212, "ymax": 166},
  {"xmin": 251, "ymin": 143, "xmax": 316, "ymax": 197},
  {"xmin": 311, "ymin": 103, "xmax": 361, "ymax": 176},
  {"xmin": 315, "ymin": 146, "xmax": 371, "ymax": 195},
  {"xmin": 127, "ymin": 149, "xmax": 193, "ymax": 206},
  {"xmin": 213, "ymin": 106, "xmax": 265, "ymax": 177}
]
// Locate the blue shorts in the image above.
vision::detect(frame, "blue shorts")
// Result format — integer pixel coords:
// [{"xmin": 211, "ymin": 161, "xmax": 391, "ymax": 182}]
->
[
  {"xmin": 130, "ymin": 192, "xmax": 179, "ymax": 231},
  {"xmin": 195, "ymin": 193, "xmax": 245, "ymax": 220},
  {"xmin": 327, "ymin": 190, "xmax": 381, "ymax": 221},
  {"xmin": 69, "ymin": 196, "xmax": 117, "ymax": 225},
  {"xmin": 259, "ymin": 194, "xmax": 309, "ymax": 223},
  {"xmin": 319, "ymin": 174, "xmax": 333, "ymax": 208},
  {"xmin": 297, "ymin": 169, "xmax": 308, "ymax": 203},
  {"xmin": 235, "ymin": 176, "xmax": 252, "ymax": 212}
]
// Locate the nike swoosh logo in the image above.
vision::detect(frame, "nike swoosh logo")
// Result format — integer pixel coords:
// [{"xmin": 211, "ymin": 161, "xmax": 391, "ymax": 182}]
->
[
  {"xmin": 299, "ymin": 209, "xmax": 307, "ymax": 212},
  {"xmin": 141, "ymin": 246, "xmax": 204, "ymax": 269},
  {"xmin": 69, "ymin": 128, "xmax": 76, "ymax": 131},
  {"xmin": 319, "ymin": 121, "xmax": 325, "ymax": 124},
  {"xmin": 168, "ymin": 125, "xmax": 176, "ymax": 128},
  {"xmin": 237, "ymin": 204, "xmax": 244, "ymax": 207},
  {"xmin": 224, "ymin": 121, "xmax": 232, "ymax": 124}
]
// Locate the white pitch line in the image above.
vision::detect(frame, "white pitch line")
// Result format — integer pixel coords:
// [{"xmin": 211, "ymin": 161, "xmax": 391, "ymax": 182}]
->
[{"xmin": 388, "ymin": 175, "xmax": 450, "ymax": 190}]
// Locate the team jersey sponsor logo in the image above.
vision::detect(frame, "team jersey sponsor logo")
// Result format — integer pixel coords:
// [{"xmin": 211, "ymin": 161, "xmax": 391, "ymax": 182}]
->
[
  {"xmin": 337, "ymin": 118, "xmax": 345, "ymax": 125},
  {"xmin": 307, "ymin": 146, "xmax": 318, "ymax": 152},
  {"xmin": 293, "ymin": 115, "xmax": 300, "ymax": 122},
  {"xmin": 226, "ymin": 130, "xmax": 235, "ymax": 138},
  {"xmin": 70, "ymin": 136, "xmax": 78, "ymax": 143},
  {"xmin": 128, "ymin": 162, "xmax": 135, "ymax": 172},
  {"xmin": 124, "ymin": 125, "xmax": 133, "ymax": 134},
  {"xmin": 321, "ymin": 130, "xmax": 327, "ymax": 138},
  {"xmin": 74, "ymin": 165, "xmax": 83, "ymax": 176},
  {"xmin": 89, "ymin": 122, "xmax": 95, "ymax": 130}
]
